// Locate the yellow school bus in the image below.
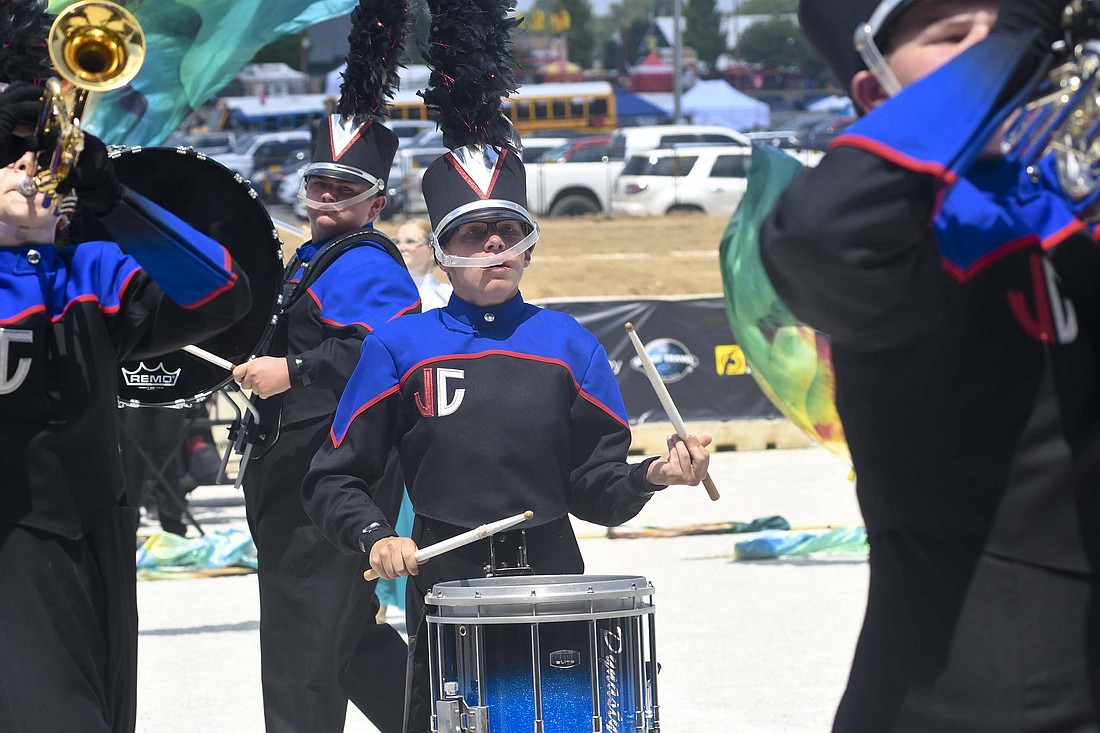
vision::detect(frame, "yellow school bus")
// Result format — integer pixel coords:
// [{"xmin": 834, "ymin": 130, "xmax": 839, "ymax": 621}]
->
[{"xmin": 387, "ymin": 81, "xmax": 617, "ymax": 135}]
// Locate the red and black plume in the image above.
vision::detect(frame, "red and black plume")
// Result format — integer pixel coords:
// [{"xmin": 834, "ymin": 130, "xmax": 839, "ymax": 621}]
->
[
  {"xmin": 336, "ymin": 0, "xmax": 408, "ymax": 119},
  {"xmin": 0, "ymin": 0, "xmax": 53, "ymax": 86}
]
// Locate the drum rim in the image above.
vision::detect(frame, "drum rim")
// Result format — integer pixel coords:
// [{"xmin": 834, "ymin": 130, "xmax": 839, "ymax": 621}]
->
[
  {"xmin": 425, "ymin": 606, "xmax": 655, "ymax": 625},
  {"xmin": 112, "ymin": 145, "xmax": 285, "ymax": 408},
  {"xmin": 426, "ymin": 574, "xmax": 653, "ymax": 608}
]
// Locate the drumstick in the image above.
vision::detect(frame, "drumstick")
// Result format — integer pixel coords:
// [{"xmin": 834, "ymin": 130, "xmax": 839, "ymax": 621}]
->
[
  {"xmin": 363, "ymin": 510, "xmax": 534, "ymax": 582},
  {"xmin": 183, "ymin": 344, "xmax": 235, "ymax": 372},
  {"xmin": 625, "ymin": 322, "xmax": 719, "ymax": 501}
]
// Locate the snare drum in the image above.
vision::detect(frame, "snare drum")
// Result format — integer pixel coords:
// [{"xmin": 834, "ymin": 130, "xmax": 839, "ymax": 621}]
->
[{"xmin": 425, "ymin": 574, "xmax": 659, "ymax": 733}]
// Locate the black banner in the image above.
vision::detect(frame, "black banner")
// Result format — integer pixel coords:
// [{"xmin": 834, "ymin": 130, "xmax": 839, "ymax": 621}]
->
[{"xmin": 539, "ymin": 297, "xmax": 781, "ymax": 424}]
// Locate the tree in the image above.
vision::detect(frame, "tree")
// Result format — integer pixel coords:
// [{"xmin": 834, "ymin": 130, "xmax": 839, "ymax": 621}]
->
[
  {"xmin": 251, "ymin": 32, "xmax": 307, "ymax": 70},
  {"xmin": 528, "ymin": 0, "xmax": 597, "ymax": 68},
  {"xmin": 736, "ymin": 16, "xmax": 823, "ymax": 72},
  {"xmin": 684, "ymin": 0, "xmax": 726, "ymax": 68}
]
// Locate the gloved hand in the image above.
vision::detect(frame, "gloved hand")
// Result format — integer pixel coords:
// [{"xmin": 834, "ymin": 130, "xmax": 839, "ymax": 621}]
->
[
  {"xmin": 57, "ymin": 132, "xmax": 121, "ymax": 216},
  {"xmin": 994, "ymin": 0, "xmax": 1066, "ymax": 55},
  {"xmin": 0, "ymin": 83, "xmax": 47, "ymax": 169}
]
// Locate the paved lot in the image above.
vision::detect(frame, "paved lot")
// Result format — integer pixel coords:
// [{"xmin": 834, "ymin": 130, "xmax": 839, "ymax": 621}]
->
[{"xmin": 135, "ymin": 444, "xmax": 866, "ymax": 732}]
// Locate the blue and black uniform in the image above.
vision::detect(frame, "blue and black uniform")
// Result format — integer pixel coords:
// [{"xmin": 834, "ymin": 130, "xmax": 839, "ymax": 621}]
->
[
  {"xmin": 242, "ymin": 229, "xmax": 420, "ymax": 733},
  {"xmin": 0, "ymin": 190, "xmax": 250, "ymax": 733},
  {"xmin": 303, "ymin": 292, "xmax": 663, "ymax": 733},
  {"xmin": 760, "ymin": 32, "xmax": 1100, "ymax": 733}
]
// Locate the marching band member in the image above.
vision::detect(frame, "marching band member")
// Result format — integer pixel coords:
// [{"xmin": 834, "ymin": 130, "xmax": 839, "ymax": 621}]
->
[
  {"xmin": 230, "ymin": 1, "xmax": 418, "ymax": 730},
  {"xmin": 761, "ymin": 0, "xmax": 1100, "ymax": 730},
  {"xmin": 0, "ymin": 3, "xmax": 251, "ymax": 731},
  {"xmin": 301, "ymin": 2, "xmax": 711, "ymax": 730}
]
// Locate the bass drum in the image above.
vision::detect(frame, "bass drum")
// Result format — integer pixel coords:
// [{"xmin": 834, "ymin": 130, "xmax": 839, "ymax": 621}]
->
[{"xmin": 103, "ymin": 146, "xmax": 285, "ymax": 407}]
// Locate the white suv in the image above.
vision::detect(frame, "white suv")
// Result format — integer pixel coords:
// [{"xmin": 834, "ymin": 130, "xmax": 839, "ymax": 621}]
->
[
  {"xmin": 610, "ymin": 144, "xmax": 753, "ymax": 217},
  {"xmin": 212, "ymin": 130, "xmax": 312, "ymax": 182}
]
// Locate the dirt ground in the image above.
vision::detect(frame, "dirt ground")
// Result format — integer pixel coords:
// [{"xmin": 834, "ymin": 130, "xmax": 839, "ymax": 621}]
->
[{"xmin": 281, "ymin": 212, "xmax": 731, "ymax": 300}]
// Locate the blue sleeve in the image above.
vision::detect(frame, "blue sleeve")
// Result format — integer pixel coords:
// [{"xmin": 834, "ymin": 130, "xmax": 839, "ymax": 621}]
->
[{"xmin": 98, "ymin": 188, "xmax": 239, "ymax": 307}]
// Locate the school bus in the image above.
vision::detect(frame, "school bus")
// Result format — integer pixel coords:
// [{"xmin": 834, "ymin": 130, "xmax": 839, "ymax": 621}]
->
[{"xmin": 387, "ymin": 81, "xmax": 617, "ymax": 135}]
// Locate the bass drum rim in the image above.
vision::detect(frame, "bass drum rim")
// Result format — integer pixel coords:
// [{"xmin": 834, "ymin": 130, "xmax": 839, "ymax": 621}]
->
[{"xmin": 105, "ymin": 146, "xmax": 285, "ymax": 408}]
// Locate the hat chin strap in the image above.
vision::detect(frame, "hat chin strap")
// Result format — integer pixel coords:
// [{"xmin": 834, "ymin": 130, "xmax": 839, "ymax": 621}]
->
[
  {"xmin": 296, "ymin": 181, "xmax": 381, "ymax": 212},
  {"xmin": 853, "ymin": 23, "xmax": 903, "ymax": 98},
  {"xmin": 431, "ymin": 224, "xmax": 540, "ymax": 268}
]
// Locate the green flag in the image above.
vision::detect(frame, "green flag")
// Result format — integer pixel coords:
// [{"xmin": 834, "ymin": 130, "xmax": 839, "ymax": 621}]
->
[
  {"xmin": 719, "ymin": 144, "xmax": 849, "ymax": 464},
  {"xmin": 46, "ymin": 0, "xmax": 358, "ymax": 146}
]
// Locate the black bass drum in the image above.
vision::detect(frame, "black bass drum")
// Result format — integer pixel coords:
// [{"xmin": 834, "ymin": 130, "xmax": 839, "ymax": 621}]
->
[{"xmin": 96, "ymin": 146, "xmax": 284, "ymax": 407}]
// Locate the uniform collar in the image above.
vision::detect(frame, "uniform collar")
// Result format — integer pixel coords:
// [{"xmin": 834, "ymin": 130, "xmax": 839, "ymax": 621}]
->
[{"xmin": 444, "ymin": 291, "xmax": 525, "ymax": 330}]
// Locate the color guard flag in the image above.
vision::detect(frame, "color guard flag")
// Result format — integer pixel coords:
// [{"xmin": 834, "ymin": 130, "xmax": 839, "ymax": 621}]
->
[{"xmin": 46, "ymin": 0, "xmax": 358, "ymax": 146}]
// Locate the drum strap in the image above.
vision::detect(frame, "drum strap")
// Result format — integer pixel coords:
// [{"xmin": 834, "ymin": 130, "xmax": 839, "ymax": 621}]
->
[{"xmin": 282, "ymin": 227, "xmax": 407, "ymax": 310}]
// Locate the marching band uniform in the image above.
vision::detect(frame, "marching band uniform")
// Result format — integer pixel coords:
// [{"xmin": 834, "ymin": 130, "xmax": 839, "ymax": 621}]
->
[
  {"xmin": 761, "ymin": 1, "xmax": 1100, "ymax": 730},
  {"xmin": 237, "ymin": 23, "xmax": 420, "ymax": 724},
  {"xmin": 0, "ymin": 90, "xmax": 251, "ymax": 733}
]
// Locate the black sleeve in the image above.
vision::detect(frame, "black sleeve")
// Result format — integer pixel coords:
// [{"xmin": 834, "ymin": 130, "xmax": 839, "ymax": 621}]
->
[{"xmin": 759, "ymin": 146, "xmax": 949, "ymax": 350}]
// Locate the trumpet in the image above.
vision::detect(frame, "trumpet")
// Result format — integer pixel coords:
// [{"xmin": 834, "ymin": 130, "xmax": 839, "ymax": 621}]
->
[
  {"xmin": 1002, "ymin": 1, "xmax": 1100, "ymax": 208},
  {"xmin": 19, "ymin": 0, "xmax": 144, "ymax": 204}
]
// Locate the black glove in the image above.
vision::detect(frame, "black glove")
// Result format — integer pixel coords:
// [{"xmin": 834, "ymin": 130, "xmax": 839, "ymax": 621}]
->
[
  {"xmin": 0, "ymin": 83, "xmax": 47, "ymax": 169},
  {"xmin": 994, "ymin": 0, "xmax": 1066, "ymax": 55},
  {"xmin": 57, "ymin": 132, "xmax": 121, "ymax": 216}
]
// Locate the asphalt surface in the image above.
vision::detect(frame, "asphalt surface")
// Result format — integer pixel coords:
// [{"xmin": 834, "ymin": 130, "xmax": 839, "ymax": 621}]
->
[{"xmin": 135, "ymin": 445, "xmax": 866, "ymax": 732}]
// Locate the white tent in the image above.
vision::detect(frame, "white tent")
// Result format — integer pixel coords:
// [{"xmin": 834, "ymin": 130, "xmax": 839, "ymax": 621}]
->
[
  {"xmin": 680, "ymin": 79, "xmax": 770, "ymax": 131},
  {"xmin": 325, "ymin": 63, "xmax": 433, "ymax": 97}
]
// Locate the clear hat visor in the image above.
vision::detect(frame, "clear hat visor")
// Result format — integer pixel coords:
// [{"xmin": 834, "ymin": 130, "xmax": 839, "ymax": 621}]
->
[
  {"xmin": 852, "ymin": 0, "xmax": 909, "ymax": 97},
  {"xmin": 429, "ymin": 200, "xmax": 540, "ymax": 268},
  {"xmin": 296, "ymin": 179, "xmax": 381, "ymax": 212}
]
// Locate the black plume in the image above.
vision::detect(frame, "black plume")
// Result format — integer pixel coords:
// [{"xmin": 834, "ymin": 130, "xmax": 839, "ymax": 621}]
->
[
  {"xmin": 337, "ymin": 0, "xmax": 409, "ymax": 119},
  {"xmin": 420, "ymin": 0, "xmax": 521, "ymax": 150},
  {"xmin": 0, "ymin": 0, "xmax": 52, "ymax": 86}
]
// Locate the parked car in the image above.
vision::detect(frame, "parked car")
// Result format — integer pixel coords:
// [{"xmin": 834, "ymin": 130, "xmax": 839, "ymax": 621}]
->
[
  {"xmin": 253, "ymin": 148, "xmax": 309, "ymax": 202},
  {"xmin": 608, "ymin": 124, "xmax": 751, "ymax": 162},
  {"xmin": 163, "ymin": 130, "xmax": 238, "ymax": 156},
  {"xmin": 212, "ymin": 130, "xmax": 312, "ymax": 181},
  {"xmin": 388, "ymin": 120, "xmax": 437, "ymax": 142},
  {"xmin": 536, "ymin": 135, "xmax": 612, "ymax": 163},
  {"xmin": 610, "ymin": 144, "xmax": 753, "ymax": 218}
]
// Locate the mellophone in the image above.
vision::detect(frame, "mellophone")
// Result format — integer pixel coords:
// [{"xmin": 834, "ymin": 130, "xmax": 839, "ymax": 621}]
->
[{"xmin": 425, "ymin": 574, "xmax": 660, "ymax": 733}]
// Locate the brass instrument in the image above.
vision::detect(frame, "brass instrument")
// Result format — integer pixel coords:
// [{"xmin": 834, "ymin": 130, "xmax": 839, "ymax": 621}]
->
[
  {"xmin": 1002, "ymin": 1, "xmax": 1100, "ymax": 208},
  {"xmin": 20, "ymin": 0, "xmax": 144, "ymax": 203}
]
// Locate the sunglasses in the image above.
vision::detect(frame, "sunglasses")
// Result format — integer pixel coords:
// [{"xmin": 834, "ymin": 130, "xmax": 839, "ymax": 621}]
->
[{"xmin": 448, "ymin": 219, "xmax": 529, "ymax": 246}]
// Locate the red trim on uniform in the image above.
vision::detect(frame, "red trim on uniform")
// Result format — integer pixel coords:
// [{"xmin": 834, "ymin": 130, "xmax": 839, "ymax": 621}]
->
[
  {"xmin": 940, "ymin": 234, "xmax": 1037, "ymax": 283},
  {"xmin": 0, "ymin": 303, "xmax": 46, "ymax": 325},
  {"xmin": 306, "ymin": 286, "xmax": 378, "ymax": 332},
  {"xmin": 179, "ymin": 273, "xmax": 239, "ymax": 310},
  {"xmin": 1041, "ymin": 219, "xmax": 1088, "ymax": 250},
  {"xmin": 832, "ymin": 134, "xmax": 957, "ymax": 185},
  {"xmin": 390, "ymin": 300, "xmax": 421, "ymax": 320},
  {"xmin": 332, "ymin": 384, "xmax": 400, "ymax": 448},
  {"xmin": 396, "ymin": 349, "xmax": 628, "ymax": 427}
]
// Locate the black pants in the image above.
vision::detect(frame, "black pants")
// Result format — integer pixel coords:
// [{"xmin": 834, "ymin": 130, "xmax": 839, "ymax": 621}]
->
[
  {"xmin": 119, "ymin": 407, "xmax": 189, "ymax": 536},
  {"xmin": 402, "ymin": 515, "xmax": 584, "ymax": 733},
  {"xmin": 244, "ymin": 418, "xmax": 408, "ymax": 733},
  {"xmin": 835, "ymin": 532, "xmax": 1100, "ymax": 732},
  {"xmin": 0, "ymin": 506, "xmax": 139, "ymax": 733}
]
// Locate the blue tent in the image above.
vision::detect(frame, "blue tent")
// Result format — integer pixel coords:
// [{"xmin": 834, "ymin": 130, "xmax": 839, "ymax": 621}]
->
[{"xmin": 615, "ymin": 89, "xmax": 672, "ymax": 126}]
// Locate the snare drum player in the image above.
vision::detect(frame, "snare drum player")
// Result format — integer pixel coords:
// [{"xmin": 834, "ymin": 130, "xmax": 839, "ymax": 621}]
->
[
  {"xmin": 762, "ymin": 0, "xmax": 1100, "ymax": 730},
  {"xmin": 229, "ymin": 2, "xmax": 419, "ymax": 731},
  {"xmin": 302, "ymin": 2, "xmax": 711, "ymax": 730},
  {"xmin": 0, "ymin": 2, "xmax": 251, "ymax": 731}
]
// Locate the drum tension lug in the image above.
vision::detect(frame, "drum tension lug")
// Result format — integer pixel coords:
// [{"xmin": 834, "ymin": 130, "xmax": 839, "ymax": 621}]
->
[{"xmin": 435, "ymin": 686, "xmax": 489, "ymax": 733}]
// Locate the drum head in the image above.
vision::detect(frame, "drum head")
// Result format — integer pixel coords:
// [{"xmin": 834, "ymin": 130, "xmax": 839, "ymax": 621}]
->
[{"xmin": 90, "ymin": 147, "xmax": 284, "ymax": 406}]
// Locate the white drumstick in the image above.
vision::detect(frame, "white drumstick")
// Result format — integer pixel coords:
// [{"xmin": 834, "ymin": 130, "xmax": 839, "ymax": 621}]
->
[
  {"xmin": 625, "ymin": 322, "xmax": 719, "ymax": 501},
  {"xmin": 363, "ymin": 510, "xmax": 534, "ymax": 582},
  {"xmin": 183, "ymin": 344, "xmax": 235, "ymax": 372}
]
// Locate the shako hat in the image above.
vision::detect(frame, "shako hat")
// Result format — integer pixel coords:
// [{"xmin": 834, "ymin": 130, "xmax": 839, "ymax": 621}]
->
[
  {"xmin": 418, "ymin": 0, "xmax": 536, "ymax": 245},
  {"xmin": 0, "ymin": 0, "xmax": 53, "ymax": 87},
  {"xmin": 302, "ymin": 0, "xmax": 407, "ymax": 192},
  {"xmin": 799, "ymin": 0, "xmax": 918, "ymax": 94}
]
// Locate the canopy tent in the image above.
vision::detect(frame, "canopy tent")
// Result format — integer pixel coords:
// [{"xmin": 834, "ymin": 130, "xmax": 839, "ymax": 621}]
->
[
  {"xmin": 325, "ymin": 63, "xmax": 432, "ymax": 97},
  {"xmin": 541, "ymin": 57, "xmax": 585, "ymax": 82},
  {"xmin": 614, "ymin": 89, "xmax": 671, "ymax": 126},
  {"xmin": 680, "ymin": 79, "xmax": 769, "ymax": 131}
]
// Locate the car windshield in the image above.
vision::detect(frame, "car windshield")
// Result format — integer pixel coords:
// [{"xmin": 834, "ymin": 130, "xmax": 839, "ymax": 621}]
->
[
  {"xmin": 622, "ymin": 154, "xmax": 698, "ymax": 176},
  {"xmin": 538, "ymin": 143, "xmax": 573, "ymax": 163},
  {"xmin": 230, "ymin": 133, "xmax": 259, "ymax": 154}
]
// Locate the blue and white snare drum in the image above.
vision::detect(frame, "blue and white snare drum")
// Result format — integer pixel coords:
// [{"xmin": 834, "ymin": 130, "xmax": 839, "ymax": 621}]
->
[{"xmin": 425, "ymin": 574, "xmax": 659, "ymax": 733}]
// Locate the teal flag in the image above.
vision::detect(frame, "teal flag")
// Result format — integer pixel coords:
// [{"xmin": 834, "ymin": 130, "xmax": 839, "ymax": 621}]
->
[
  {"xmin": 47, "ymin": 0, "xmax": 358, "ymax": 146},
  {"xmin": 719, "ymin": 144, "xmax": 849, "ymax": 463}
]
